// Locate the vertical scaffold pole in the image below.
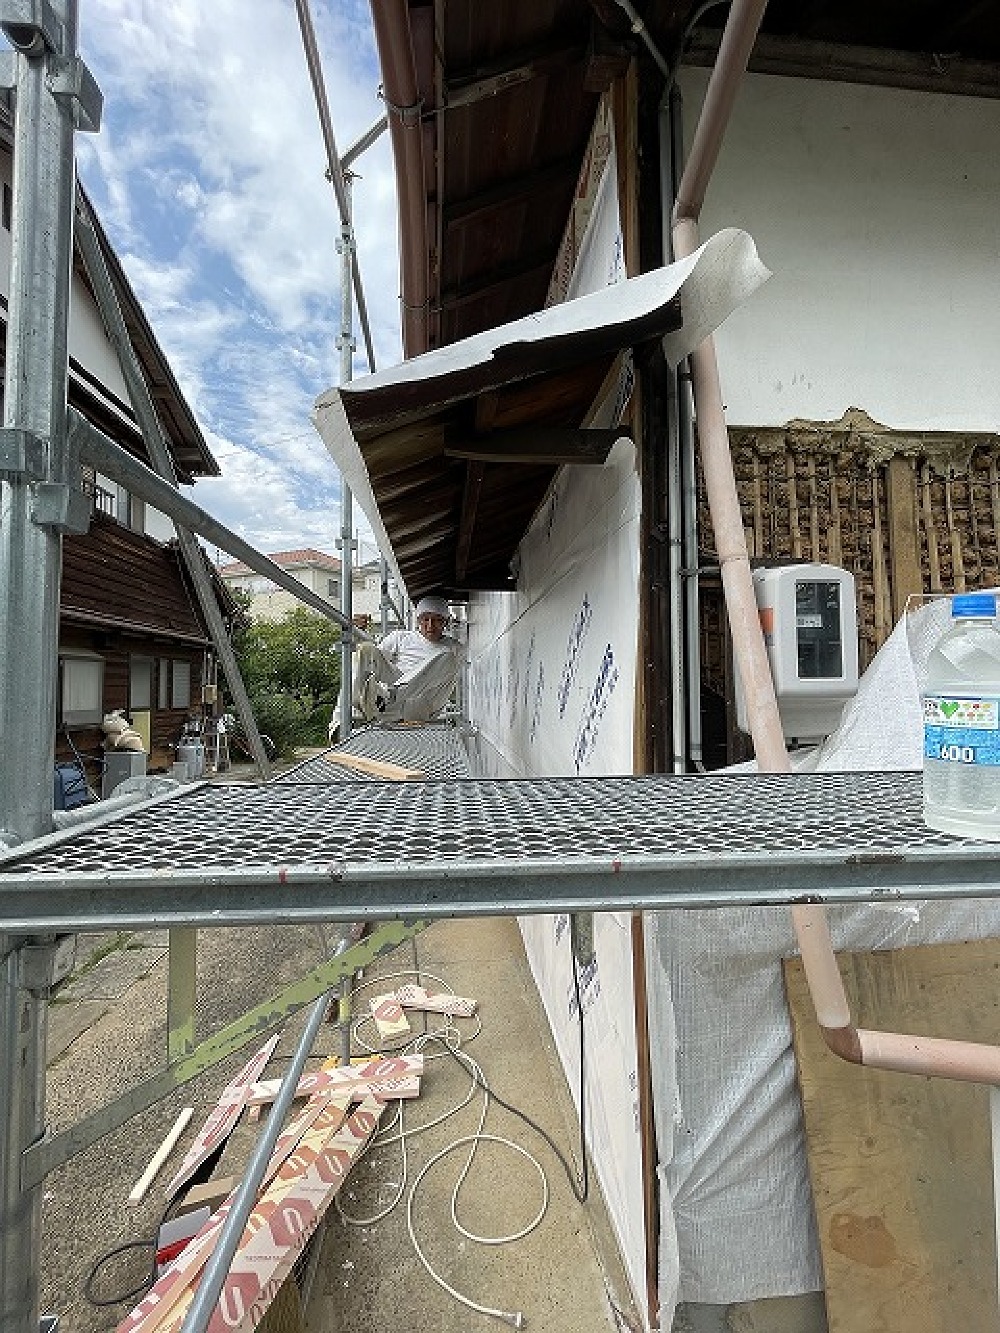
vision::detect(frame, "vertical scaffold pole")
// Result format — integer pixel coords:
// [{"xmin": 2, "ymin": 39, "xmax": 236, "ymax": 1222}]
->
[
  {"xmin": 294, "ymin": 0, "xmax": 385, "ymax": 742},
  {"xmin": 0, "ymin": 3, "xmax": 77, "ymax": 845},
  {"xmin": 0, "ymin": 2, "xmax": 96, "ymax": 1328},
  {"xmin": 337, "ymin": 175, "xmax": 356, "ymax": 740}
]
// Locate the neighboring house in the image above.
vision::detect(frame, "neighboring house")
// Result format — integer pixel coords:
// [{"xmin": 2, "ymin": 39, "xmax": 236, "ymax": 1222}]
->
[
  {"xmin": 355, "ymin": 558, "xmax": 404, "ymax": 627},
  {"xmin": 218, "ymin": 548, "xmax": 395, "ymax": 624},
  {"xmin": 320, "ymin": 4, "xmax": 1000, "ymax": 1329},
  {"xmin": 58, "ymin": 514, "xmax": 234, "ymax": 775},
  {"xmin": 0, "ymin": 115, "xmax": 226, "ymax": 784}
]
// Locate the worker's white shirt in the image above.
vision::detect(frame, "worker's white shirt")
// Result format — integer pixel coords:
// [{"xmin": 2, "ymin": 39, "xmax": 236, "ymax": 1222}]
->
[{"xmin": 379, "ymin": 628, "xmax": 460, "ymax": 684}]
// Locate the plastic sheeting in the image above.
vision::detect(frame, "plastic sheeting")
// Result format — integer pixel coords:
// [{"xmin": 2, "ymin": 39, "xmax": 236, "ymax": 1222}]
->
[
  {"xmin": 649, "ymin": 595, "xmax": 1000, "ymax": 1322},
  {"xmin": 467, "ymin": 438, "xmax": 639, "ymax": 779},
  {"xmin": 466, "ymin": 432, "xmax": 649, "ymax": 1315}
]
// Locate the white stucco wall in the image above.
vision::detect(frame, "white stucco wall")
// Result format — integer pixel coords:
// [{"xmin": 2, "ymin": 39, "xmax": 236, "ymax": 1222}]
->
[
  {"xmin": 0, "ymin": 151, "xmax": 133, "ymax": 410},
  {"xmin": 686, "ymin": 69, "xmax": 1000, "ymax": 432}
]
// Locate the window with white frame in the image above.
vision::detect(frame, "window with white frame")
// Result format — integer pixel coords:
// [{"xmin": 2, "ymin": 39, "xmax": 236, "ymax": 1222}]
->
[
  {"xmin": 60, "ymin": 652, "xmax": 104, "ymax": 726},
  {"xmin": 158, "ymin": 657, "xmax": 170, "ymax": 709}
]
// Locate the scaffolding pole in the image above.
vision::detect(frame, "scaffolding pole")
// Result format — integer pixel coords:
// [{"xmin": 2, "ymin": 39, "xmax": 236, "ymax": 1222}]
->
[
  {"xmin": 0, "ymin": 3, "xmax": 97, "ymax": 1327},
  {"xmin": 295, "ymin": 0, "xmax": 387, "ymax": 739},
  {"xmin": 337, "ymin": 175, "xmax": 356, "ymax": 738}
]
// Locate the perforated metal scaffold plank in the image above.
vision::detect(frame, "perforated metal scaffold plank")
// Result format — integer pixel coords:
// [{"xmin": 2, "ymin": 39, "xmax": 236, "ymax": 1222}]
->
[
  {"xmin": 280, "ymin": 724, "xmax": 471, "ymax": 781},
  {"xmin": 2, "ymin": 771, "xmax": 1000, "ymax": 933}
]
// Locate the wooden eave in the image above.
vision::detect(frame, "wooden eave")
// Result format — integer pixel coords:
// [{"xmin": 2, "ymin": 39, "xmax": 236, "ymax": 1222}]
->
[
  {"xmin": 380, "ymin": 0, "xmax": 627, "ymax": 356},
  {"xmin": 343, "ymin": 331, "xmax": 663, "ymax": 596}
]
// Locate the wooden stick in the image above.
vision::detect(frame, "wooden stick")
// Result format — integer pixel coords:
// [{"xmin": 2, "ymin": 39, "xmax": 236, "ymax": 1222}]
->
[
  {"xmin": 129, "ymin": 1107, "xmax": 195, "ymax": 1203},
  {"xmin": 321, "ymin": 751, "xmax": 424, "ymax": 780},
  {"xmin": 828, "ymin": 457, "xmax": 842, "ymax": 568},
  {"xmin": 787, "ymin": 450, "xmax": 802, "ymax": 560},
  {"xmin": 945, "ymin": 474, "xmax": 966, "ymax": 591},
  {"xmin": 921, "ymin": 462, "xmax": 941, "ymax": 591}
]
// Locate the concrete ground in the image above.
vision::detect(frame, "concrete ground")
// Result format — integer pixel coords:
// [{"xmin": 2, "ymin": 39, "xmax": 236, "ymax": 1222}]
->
[
  {"xmin": 303, "ymin": 916, "xmax": 638, "ymax": 1333},
  {"xmin": 38, "ymin": 908, "xmax": 638, "ymax": 1331}
]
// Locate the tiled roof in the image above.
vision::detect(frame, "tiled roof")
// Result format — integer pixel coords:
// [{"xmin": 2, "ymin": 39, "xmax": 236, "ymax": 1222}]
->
[{"xmin": 218, "ymin": 548, "xmax": 342, "ymax": 576}]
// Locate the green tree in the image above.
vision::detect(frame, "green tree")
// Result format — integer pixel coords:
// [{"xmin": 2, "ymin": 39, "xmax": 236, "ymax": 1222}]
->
[{"xmin": 227, "ymin": 604, "xmax": 342, "ymax": 752}]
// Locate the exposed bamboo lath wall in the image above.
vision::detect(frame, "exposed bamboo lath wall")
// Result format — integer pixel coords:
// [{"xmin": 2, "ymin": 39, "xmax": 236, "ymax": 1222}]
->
[{"xmin": 697, "ymin": 409, "xmax": 1000, "ymax": 700}]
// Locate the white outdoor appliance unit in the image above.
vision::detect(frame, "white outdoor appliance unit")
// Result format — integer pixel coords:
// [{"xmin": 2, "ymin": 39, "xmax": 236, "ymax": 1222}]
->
[
  {"xmin": 736, "ymin": 563, "xmax": 859, "ymax": 744},
  {"xmin": 102, "ymin": 749, "xmax": 147, "ymax": 800}
]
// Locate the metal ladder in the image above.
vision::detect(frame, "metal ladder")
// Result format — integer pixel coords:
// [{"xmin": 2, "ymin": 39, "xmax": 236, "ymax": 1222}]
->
[{"xmin": 202, "ymin": 717, "xmax": 230, "ymax": 774}]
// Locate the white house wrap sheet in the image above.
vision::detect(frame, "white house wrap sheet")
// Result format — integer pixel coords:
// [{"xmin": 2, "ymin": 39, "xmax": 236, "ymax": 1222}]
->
[{"xmin": 648, "ymin": 596, "xmax": 1000, "ymax": 1323}]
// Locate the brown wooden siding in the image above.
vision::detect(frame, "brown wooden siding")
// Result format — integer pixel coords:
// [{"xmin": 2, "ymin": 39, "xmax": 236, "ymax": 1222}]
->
[
  {"xmin": 55, "ymin": 625, "xmax": 207, "ymax": 777},
  {"xmin": 62, "ymin": 511, "xmax": 208, "ymax": 637}
]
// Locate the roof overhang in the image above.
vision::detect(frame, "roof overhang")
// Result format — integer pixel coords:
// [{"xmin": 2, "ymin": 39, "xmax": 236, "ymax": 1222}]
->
[{"xmin": 313, "ymin": 227, "xmax": 769, "ymax": 599}]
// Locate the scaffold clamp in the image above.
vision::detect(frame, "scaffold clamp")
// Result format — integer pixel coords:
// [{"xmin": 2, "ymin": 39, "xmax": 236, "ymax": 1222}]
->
[
  {"xmin": 0, "ymin": 428, "xmax": 46, "ymax": 481},
  {"xmin": 31, "ymin": 481, "xmax": 91, "ymax": 534},
  {"xmin": 0, "ymin": 0, "xmax": 63, "ymax": 57},
  {"xmin": 47, "ymin": 54, "xmax": 102, "ymax": 131}
]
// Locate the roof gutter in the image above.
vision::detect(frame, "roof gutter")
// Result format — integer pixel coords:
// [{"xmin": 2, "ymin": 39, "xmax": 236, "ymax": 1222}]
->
[
  {"xmin": 670, "ymin": 0, "xmax": 1000, "ymax": 1085},
  {"xmin": 369, "ymin": 0, "xmax": 430, "ymax": 357}
]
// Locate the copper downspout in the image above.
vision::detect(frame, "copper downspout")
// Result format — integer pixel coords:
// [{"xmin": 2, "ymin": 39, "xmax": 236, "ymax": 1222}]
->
[
  {"xmin": 369, "ymin": 0, "xmax": 431, "ymax": 357},
  {"xmin": 672, "ymin": 0, "xmax": 1000, "ymax": 1084}
]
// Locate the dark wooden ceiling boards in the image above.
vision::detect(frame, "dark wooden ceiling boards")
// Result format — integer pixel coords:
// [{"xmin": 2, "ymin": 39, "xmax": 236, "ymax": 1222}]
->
[{"xmin": 367, "ymin": 0, "xmax": 1000, "ymax": 600}]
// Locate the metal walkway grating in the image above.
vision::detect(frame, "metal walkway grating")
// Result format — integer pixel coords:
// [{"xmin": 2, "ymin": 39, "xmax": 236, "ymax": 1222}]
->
[
  {"xmin": 1, "ymin": 770, "xmax": 961, "ymax": 873},
  {"xmin": 278, "ymin": 724, "xmax": 471, "ymax": 782},
  {"xmin": 2, "ymin": 771, "xmax": 1000, "ymax": 934}
]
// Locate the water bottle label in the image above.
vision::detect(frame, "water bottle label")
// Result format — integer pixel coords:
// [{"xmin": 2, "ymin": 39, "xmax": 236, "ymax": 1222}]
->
[{"xmin": 924, "ymin": 695, "xmax": 1000, "ymax": 766}]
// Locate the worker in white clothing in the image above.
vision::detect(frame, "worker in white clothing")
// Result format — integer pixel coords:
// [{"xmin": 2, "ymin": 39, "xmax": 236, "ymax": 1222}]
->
[{"xmin": 331, "ymin": 596, "xmax": 461, "ymax": 738}]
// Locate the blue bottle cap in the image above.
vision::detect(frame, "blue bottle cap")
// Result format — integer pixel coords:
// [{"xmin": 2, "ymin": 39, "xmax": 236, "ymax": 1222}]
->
[{"xmin": 952, "ymin": 592, "xmax": 997, "ymax": 618}]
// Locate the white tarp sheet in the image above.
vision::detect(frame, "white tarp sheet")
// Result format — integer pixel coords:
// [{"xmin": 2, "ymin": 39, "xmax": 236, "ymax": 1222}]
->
[
  {"xmin": 311, "ymin": 227, "xmax": 769, "ymax": 591},
  {"xmin": 649, "ymin": 595, "xmax": 1000, "ymax": 1323}
]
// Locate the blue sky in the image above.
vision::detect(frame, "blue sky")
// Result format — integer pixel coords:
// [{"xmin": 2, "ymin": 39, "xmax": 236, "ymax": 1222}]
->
[{"xmin": 74, "ymin": 0, "xmax": 401, "ymax": 561}]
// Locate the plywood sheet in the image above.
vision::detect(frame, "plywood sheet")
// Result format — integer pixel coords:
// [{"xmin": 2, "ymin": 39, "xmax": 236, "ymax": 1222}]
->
[
  {"xmin": 784, "ymin": 940, "xmax": 1000, "ymax": 1333},
  {"xmin": 322, "ymin": 751, "xmax": 424, "ymax": 780}
]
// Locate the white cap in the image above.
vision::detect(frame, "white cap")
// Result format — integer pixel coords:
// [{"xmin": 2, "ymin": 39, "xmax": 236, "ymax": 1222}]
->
[{"xmin": 415, "ymin": 595, "xmax": 449, "ymax": 619}]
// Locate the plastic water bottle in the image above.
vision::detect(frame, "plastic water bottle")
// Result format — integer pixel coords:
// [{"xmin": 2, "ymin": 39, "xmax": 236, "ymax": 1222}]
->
[{"xmin": 923, "ymin": 592, "xmax": 1000, "ymax": 838}]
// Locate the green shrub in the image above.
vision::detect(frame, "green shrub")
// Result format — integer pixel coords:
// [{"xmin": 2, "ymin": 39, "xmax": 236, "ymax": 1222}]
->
[{"xmin": 224, "ymin": 606, "xmax": 343, "ymax": 756}]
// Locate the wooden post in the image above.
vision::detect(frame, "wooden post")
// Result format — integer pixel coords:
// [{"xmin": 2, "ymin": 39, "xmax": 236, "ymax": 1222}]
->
[{"xmin": 886, "ymin": 455, "xmax": 924, "ymax": 622}]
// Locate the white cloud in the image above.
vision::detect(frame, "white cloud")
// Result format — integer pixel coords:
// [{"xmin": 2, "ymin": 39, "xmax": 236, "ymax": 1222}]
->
[{"xmin": 73, "ymin": 0, "xmax": 399, "ymax": 558}]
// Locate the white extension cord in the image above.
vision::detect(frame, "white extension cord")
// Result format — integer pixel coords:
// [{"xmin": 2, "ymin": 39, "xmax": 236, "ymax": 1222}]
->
[{"xmin": 334, "ymin": 968, "xmax": 548, "ymax": 1327}]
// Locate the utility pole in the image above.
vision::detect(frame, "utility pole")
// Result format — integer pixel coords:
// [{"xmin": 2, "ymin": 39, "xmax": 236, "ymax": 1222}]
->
[{"xmin": 0, "ymin": 2, "xmax": 101, "ymax": 1327}]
